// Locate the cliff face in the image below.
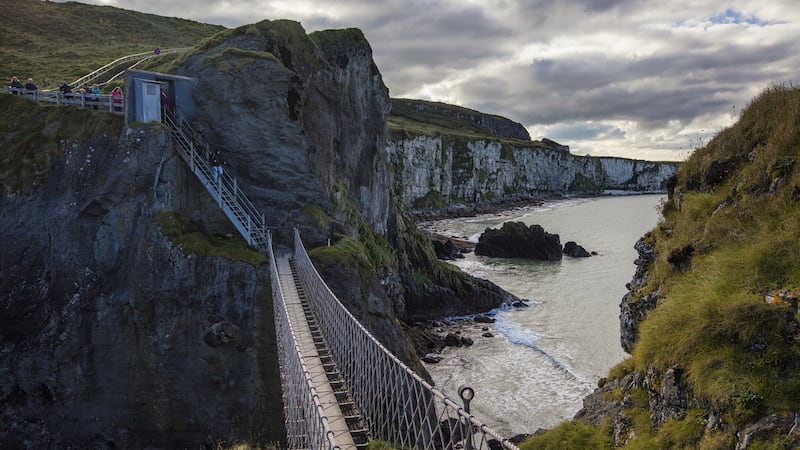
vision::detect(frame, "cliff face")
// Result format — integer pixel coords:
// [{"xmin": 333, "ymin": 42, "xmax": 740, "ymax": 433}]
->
[
  {"xmin": 3, "ymin": 20, "xmax": 465, "ymax": 448},
  {"xmin": 0, "ymin": 115, "xmax": 283, "ymax": 447},
  {"xmin": 387, "ymin": 134, "xmax": 677, "ymax": 209},
  {"xmin": 179, "ymin": 21, "xmax": 391, "ymax": 244}
]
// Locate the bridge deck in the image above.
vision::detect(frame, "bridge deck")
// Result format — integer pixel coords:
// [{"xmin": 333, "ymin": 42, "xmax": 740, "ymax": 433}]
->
[{"xmin": 276, "ymin": 255, "xmax": 357, "ymax": 449}]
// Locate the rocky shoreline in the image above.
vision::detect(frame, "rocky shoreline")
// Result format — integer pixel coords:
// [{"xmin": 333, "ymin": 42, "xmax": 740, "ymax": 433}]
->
[
  {"xmin": 406, "ymin": 194, "xmax": 596, "ymax": 362},
  {"xmin": 409, "ymin": 313, "xmax": 504, "ymax": 364}
]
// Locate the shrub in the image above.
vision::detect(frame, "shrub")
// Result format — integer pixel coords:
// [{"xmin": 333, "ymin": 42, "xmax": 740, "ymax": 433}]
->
[{"xmin": 518, "ymin": 420, "xmax": 614, "ymax": 450}]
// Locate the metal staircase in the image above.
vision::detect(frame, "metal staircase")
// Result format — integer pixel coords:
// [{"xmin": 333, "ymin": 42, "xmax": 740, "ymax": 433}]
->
[{"xmin": 162, "ymin": 108, "xmax": 268, "ymax": 252}]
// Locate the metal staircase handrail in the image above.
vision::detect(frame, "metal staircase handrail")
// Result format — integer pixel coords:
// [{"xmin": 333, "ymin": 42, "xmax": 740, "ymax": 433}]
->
[{"xmin": 163, "ymin": 107, "xmax": 268, "ymax": 252}]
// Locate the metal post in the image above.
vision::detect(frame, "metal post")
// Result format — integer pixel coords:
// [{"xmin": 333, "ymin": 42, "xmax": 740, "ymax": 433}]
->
[
  {"xmin": 247, "ymin": 215, "xmax": 252, "ymax": 246},
  {"xmin": 459, "ymin": 385, "xmax": 475, "ymax": 450}
]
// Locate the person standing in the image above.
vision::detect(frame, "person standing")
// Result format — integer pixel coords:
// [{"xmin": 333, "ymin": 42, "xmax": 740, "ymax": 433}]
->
[
  {"xmin": 211, "ymin": 150, "xmax": 224, "ymax": 183},
  {"xmin": 24, "ymin": 78, "xmax": 37, "ymax": 99},
  {"xmin": 110, "ymin": 86, "xmax": 123, "ymax": 112},
  {"xmin": 9, "ymin": 76, "xmax": 23, "ymax": 94}
]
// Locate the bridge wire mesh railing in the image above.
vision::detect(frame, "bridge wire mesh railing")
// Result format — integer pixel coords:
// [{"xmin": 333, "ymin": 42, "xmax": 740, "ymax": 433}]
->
[
  {"xmin": 268, "ymin": 232, "xmax": 342, "ymax": 450},
  {"xmin": 292, "ymin": 229, "xmax": 521, "ymax": 450}
]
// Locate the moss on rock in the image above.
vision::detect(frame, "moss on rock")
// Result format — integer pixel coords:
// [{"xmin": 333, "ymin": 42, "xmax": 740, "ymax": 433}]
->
[{"xmin": 154, "ymin": 211, "xmax": 265, "ymax": 266}]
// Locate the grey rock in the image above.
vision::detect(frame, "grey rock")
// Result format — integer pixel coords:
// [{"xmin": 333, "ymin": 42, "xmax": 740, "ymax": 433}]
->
[
  {"xmin": 0, "ymin": 127, "xmax": 283, "ymax": 448},
  {"xmin": 474, "ymin": 314, "xmax": 496, "ymax": 324},
  {"xmin": 563, "ymin": 241, "xmax": 591, "ymax": 257},
  {"xmin": 179, "ymin": 21, "xmax": 391, "ymax": 246},
  {"xmin": 475, "ymin": 222, "xmax": 562, "ymax": 260},
  {"xmin": 619, "ymin": 235, "xmax": 659, "ymax": 353},
  {"xmin": 422, "ymin": 354, "xmax": 443, "ymax": 364}
]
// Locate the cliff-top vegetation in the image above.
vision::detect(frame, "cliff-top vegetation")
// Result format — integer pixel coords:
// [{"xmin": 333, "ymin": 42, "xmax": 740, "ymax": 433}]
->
[
  {"xmin": 0, "ymin": 93, "xmax": 123, "ymax": 195},
  {"xmin": 0, "ymin": 0, "xmax": 223, "ymax": 88},
  {"xmin": 522, "ymin": 83, "xmax": 800, "ymax": 449},
  {"xmin": 389, "ymin": 98, "xmax": 567, "ymax": 150}
]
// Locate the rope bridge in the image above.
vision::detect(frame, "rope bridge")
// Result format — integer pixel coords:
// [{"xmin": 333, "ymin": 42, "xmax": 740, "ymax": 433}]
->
[{"xmin": 288, "ymin": 229, "xmax": 520, "ymax": 450}]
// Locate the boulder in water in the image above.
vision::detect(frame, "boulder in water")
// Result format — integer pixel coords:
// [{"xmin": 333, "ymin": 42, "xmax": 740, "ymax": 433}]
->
[
  {"xmin": 563, "ymin": 241, "xmax": 591, "ymax": 257},
  {"xmin": 475, "ymin": 221, "xmax": 562, "ymax": 260}
]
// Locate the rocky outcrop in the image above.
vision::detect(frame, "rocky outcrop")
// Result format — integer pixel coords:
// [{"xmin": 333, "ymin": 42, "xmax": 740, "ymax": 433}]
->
[
  {"xmin": 390, "ymin": 213, "xmax": 523, "ymax": 320},
  {"xmin": 387, "ymin": 135, "xmax": 677, "ymax": 211},
  {"xmin": 475, "ymin": 222, "xmax": 562, "ymax": 260},
  {"xmin": 575, "ymin": 366, "xmax": 697, "ymax": 447},
  {"xmin": 0, "ymin": 123, "xmax": 283, "ymax": 448},
  {"xmin": 619, "ymin": 234, "xmax": 659, "ymax": 353},
  {"xmin": 180, "ymin": 21, "xmax": 391, "ymax": 245},
  {"xmin": 563, "ymin": 241, "xmax": 591, "ymax": 257},
  {"xmin": 432, "ymin": 239, "xmax": 466, "ymax": 260}
]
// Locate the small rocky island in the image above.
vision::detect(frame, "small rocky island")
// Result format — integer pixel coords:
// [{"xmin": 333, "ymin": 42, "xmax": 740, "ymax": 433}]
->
[{"xmin": 474, "ymin": 221, "xmax": 592, "ymax": 260}]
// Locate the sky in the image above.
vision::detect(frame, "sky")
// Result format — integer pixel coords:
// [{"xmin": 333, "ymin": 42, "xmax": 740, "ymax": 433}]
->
[{"xmin": 77, "ymin": 0, "xmax": 800, "ymax": 161}]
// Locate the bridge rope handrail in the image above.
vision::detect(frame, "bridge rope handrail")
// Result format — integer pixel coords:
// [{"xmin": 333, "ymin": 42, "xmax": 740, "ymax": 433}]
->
[
  {"xmin": 292, "ymin": 229, "xmax": 521, "ymax": 450},
  {"xmin": 267, "ymin": 232, "xmax": 342, "ymax": 450}
]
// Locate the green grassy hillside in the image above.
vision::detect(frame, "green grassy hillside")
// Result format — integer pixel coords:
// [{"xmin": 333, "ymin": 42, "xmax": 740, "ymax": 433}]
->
[
  {"xmin": 389, "ymin": 98, "xmax": 508, "ymax": 138},
  {"xmin": 522, "ymin": 83, "xmax": 800, "ymax": 449},
  {"xmin": 0, "ymin": 0, "xmax": 223, "ymax": 88},
  {"xmin": 388, "ymin": 98, "xmax": 567, "ymax": 150}
]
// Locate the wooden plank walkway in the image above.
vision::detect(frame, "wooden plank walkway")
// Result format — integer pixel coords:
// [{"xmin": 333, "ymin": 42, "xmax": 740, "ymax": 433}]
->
[{"xmin": 276, "ymin": 255, "xmax": 357, "ymax": 449}]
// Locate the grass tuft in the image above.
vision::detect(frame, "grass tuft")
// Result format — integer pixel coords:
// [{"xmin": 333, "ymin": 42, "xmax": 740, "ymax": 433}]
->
[
  {"xmin": 518, "ymin": 420, "xmax": 614, "ymax": 450},
  {"xmin": 154, "ymin": 211, "xmax": 265, "ymax": 266}
]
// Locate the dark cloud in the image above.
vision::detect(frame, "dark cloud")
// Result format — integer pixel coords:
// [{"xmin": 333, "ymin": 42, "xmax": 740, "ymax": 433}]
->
[
  {"xmin": 547, "ymin": 122, "xmax": 626, "ymax": 141},
  {"xmin": 62, "ymin": 0, "xmax": 800, "ymax": 160}
]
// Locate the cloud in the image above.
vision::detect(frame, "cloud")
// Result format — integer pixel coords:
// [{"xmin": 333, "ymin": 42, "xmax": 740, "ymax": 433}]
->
[{"xmin": 62, "ymin": 0, "xmax": 800, "ymax": 161}]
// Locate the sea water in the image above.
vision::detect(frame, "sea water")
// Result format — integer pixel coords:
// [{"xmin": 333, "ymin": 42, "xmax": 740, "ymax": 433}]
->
[{"xmin": 419, "ymin": 194, "xmax": 664, "ymax": 436}]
